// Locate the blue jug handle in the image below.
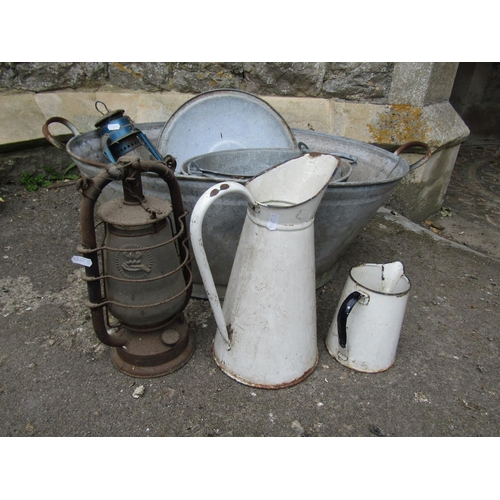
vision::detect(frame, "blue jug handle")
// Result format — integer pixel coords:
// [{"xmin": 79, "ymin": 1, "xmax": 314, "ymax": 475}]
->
[{"xmin": 337, "ymin": 291, "xmax": 363, "ymax": 348}]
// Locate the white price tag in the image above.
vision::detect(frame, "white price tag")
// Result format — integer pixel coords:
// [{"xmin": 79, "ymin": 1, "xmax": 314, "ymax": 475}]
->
[
  {"xmin": 71, "ymin": 255, "xmax": 92, "ymax": 267},
  {"xmin": 267, "ymin": 213, "xmax": 280, "ymax": 231},
  {"xmin": 107, "ymin": 123, "xmax": 120, "ymax": 130}
]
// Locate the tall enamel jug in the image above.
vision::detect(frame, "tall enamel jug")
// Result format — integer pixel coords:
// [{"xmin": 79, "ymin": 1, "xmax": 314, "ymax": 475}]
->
[{"xmin": 190, "ymin": 153, "xmax": 339, "ymax": 388}]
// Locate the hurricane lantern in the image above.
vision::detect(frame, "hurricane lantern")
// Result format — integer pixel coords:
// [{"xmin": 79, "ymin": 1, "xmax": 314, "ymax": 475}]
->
[{"xmin": 76, "ymin": 156, "xmax": 193, "ymax": 378}]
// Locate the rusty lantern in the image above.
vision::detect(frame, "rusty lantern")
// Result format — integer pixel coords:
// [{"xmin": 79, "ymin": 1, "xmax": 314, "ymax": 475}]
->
[{"xmin": 76, "ymin": 156, "xmax": 194, "ymax": 378}]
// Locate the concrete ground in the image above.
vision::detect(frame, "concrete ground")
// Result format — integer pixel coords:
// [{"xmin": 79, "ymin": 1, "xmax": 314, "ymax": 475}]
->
[{"xmin": 0, "ymin": 138, "xmax": 499, "ymax": 438}]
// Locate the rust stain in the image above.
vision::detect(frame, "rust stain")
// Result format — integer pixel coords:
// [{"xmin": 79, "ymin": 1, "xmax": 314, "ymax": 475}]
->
[
  {"xmin": 367, "ymin": 105, "xmax": 429, "ymax": 146},
  {"xmin": 214, "ymin": 354, "xmax": 319, "ymax": 390}
]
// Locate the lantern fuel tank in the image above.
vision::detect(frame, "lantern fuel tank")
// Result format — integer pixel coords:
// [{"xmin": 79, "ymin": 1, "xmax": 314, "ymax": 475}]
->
[{"xmin": 98, "ymin": 195, "xmax": 187, "ymax": 328}]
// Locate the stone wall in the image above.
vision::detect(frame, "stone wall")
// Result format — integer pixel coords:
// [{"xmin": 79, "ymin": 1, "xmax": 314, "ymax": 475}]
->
[{"xmin": 0, "ymin": 62, "xmax": 394, "ymax": 102}]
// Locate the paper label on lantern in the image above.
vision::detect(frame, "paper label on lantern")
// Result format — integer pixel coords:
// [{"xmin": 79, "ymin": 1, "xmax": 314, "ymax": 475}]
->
[
  {"xmin": 107, "ymin": 123, "xmax": 120, "ymax": 130},
  {"xmin": 267, "ymin": 213, "xmax": 279, "ymax": 231},
  {"xmin": 71, "ymin": 255, "xmax": 92, "ymax": 267}
]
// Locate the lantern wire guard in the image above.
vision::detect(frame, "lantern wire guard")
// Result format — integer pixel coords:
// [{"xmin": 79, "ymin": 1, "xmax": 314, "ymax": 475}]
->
[{"xmin": 76, "ymin": 156, "xmax": 194, "ymax": 378}]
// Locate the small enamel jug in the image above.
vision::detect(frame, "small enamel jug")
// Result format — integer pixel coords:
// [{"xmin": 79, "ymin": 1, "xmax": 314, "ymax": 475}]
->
[
  {"xmin": 326, "ymin": 262, "xmax": 411, "ymax": 372},
  {"xmin": 190, "ymin": 153, "xmax": 339, "ymax": 388}
]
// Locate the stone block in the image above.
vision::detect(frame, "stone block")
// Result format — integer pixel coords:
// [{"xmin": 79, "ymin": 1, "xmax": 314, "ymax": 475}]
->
[
  {"xmin": 387, "ymin": 145, "xmax": 462, "ymax": 222},
  {"xmin": 329, "ymin": 101, "xmax": 378, "ymax": 141},
  {"xmin": 389, "ymin": 63, "xmax": 459, "ymax": 107},
  {"xmin": 323, "ymin": 62, "xmax": 393, "ymax": 101},
  {"xmin": 264, "ymin": 96, "xmax": 331, "ymax": 133},
  {"xmin": 243, "ymin": 62, "xmax": 326, "ymax": 97},
  {"xmin": 108, "ymin": 63, "xmax": 171, "ymax": 91},
  {"xmin": 0, "ymin": 93, "xmax": 46, "ymax": 147},
  {"xmin": 329, "ymin": 100, "xmax": 469, "ymax": 151},
  {"xmin": 135, "ymin": 92, "xmax": 194, "ymax": 123},
  {"xmin": 36, "ymin": 91, "xmax": 99, "ymax": 136}
]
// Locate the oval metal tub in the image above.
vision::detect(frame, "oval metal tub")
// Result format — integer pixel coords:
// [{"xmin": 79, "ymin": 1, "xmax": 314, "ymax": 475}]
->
[{"xmin": 49, "ymin": 121, "xmax": 431, "ymax": 298}]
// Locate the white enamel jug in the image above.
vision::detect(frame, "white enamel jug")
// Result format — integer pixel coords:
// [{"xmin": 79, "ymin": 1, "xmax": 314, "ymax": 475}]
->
[
  {"xmin": 325, "ymin": 262, "xmax": 411, "ymax": 372},
  {"xmin": 190, "ymin": 153, "xmax": 339, "ymax": 388}
]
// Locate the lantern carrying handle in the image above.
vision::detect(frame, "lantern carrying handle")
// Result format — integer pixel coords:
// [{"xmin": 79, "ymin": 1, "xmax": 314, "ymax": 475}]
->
[{"xmin": 95, "ymin": 101, "xmax": 110, "ymax": 115}]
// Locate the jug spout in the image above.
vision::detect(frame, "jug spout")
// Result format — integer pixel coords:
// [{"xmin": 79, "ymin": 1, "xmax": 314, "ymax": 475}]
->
[
  {"xmin": 247, "ymin": 152, "xmax": 339, "ymax": 218},
  {"xmin": 381, "ymin": 261, "xmax": 405, "ymax": 293}
]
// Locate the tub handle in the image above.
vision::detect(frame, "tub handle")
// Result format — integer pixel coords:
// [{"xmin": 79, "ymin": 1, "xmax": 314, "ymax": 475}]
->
[
  {"xmin": 394, "ymin": 141, "xmax": 432, "ymax": 171},
  {"xmin": 42, "ymin": 117, "xmax": 81, "ymax": 151},
  {"xmin": 298, "ymin": 142, "xmax": 358, "ymax": 164},
  {"xmin": 189, "ymin": 181, "xmax": 257, "ymax": 349}
]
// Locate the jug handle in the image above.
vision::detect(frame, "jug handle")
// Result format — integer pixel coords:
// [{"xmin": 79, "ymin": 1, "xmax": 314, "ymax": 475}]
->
[
  {"xmin": 42, "ymin": 117, "xmax": 81, "ymax": 150},
  {"xmin": 190, "ymin": 181, "xmax": 257, "ymax": 349},
  {"xmin": 337, "ymin": 291, "xmax": 369, "ymax": 348},
  {"xmin": 394, "ymin": 141, "xmax": 432, "ymax": 171}
]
